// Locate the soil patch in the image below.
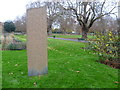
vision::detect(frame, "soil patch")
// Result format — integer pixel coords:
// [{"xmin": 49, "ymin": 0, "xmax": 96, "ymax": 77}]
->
[{"xmin": 97, "ymin": 60, "xmax": 120, "ymax": 69}]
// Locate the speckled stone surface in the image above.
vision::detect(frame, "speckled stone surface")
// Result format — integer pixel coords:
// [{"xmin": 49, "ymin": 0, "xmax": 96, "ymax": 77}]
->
[{"xmin": 27, "ymin": 7, "xmax": 48, "ymax": 76}]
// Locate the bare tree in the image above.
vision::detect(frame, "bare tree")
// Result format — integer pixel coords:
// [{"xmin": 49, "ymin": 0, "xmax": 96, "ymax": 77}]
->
[
  {"xmin": 26, "ymin": 0, "xmax": 117, "ymax": 37},
  {"xmin": 54, "ymin": 8, "xmax": 75, "ymax": 34},
  {"xmin": 90, "ymin": 16, "xmax": 118, "ymax": 34},
  {"xmin": 60, "ymin": 0, "xmax": 117, "ymax": 39},
  {"xmin": 45, "ymin": 2, "xmax": 61, "ymax": 34},
  {"xmin": 14, "ymin": 14, "xmax": 26, "ymax": 33},
  {"xmin": 26, "ymin": 1, "xmax": 63, "ymax": 34}
]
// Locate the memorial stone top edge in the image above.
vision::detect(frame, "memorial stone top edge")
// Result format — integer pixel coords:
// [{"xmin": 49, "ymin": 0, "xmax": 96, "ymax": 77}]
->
[{"xmin": 26, "ymin": 6, "xmax": 47, "ymax": 12}]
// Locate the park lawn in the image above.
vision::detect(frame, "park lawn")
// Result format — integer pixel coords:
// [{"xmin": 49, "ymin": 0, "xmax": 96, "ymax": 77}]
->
[
  {"xmin": 14, "ymin": 34, "xmax": 95, "ymax": 42},
  {"xmin": 2, "ymin": 39, "xmax": 118, "ymax": 88},
  {"xmin": 0, "ymin": 46, "xmax": 2, "ymax": 89},
  {"xmin": 14, "ymin": 35, "xmax": 27, "ymax": 42},
  {"xmin": 49, "ymin": 34, "xmax": 95, "ymax": 39}
]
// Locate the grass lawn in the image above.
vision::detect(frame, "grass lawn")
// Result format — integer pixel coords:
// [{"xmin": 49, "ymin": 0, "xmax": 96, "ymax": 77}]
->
[
  {"xmin": 14, "ymin": 35, "xmax": 27, "ymax": 42},
  {"xmin": 49, "ymin": 34, "xmax": 95, "ymax": 39},
  {"xmin": 2, "ymin": 38, "xmax": 118, "ymax": 88},
  {"xmin": 14, "ymin": 34, "xmax": 95, "ymax": 42},
  {"xmin": 0, "ymin": 46, "xmax": 2, "ymax": 89}
]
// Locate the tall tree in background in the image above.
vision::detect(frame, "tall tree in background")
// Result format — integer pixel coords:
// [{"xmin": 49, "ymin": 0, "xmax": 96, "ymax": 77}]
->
[
  {"xmin": 45, "ymin": 2, "xmax": 61, "ymax": 34},
  {"xmin": 90, "ymin": 16, "xmax": 117, "ymax": 33},
  {"xmin": 54, "ymin": 8, "xmax": 75, "ymax": 34},
  {"xmin": 26, "ymin": 0, "xmax": 117, "ymax": 37},
  {"xmin": 4, "ymin": 21, "xmax": 16, "ymax": 33},
  {"xmin": 26, "ymin": 1, "xmax": 62, "ymax": 34},
  {"xmin": 14, "ymin": 14, "xmax": 26, "ymax": 33},
  {"xmin": 61, "ymin": 0, "xmax": 117, "ymax": 38}
]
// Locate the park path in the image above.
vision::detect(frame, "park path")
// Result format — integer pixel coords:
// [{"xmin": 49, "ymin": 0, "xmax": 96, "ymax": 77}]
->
[{"xmin": 48, "ymin": 37, "xmax": 89, "ymax": 43}]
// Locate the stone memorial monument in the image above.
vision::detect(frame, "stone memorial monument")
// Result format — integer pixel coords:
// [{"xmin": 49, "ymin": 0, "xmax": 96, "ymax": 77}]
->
[{"xmin": 26, "ymin": 7, "xmax": 48, "ymax": 76}]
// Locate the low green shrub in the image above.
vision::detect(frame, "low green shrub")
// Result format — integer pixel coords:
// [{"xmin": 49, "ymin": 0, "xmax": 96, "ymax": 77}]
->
[
  {"xmin": 2, "ymin": 35, "xmax": 26, "ymax": 50},
  {"xmin": 6, "ymin": 42, "xmax": 26, "ymax": 50},
  {"xmin": 78, "ymin": 38, "xmax": 86, "ymax": 40},
  {"xmin": 88, "ymin": 31, "xmax": 119, "ymax": 62}
]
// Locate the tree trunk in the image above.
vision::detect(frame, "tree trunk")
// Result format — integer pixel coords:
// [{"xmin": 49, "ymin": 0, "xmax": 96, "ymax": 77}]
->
[
  {"xmin": 47, "ymin": 18, "xmax": 53, "ymax": 35},
  {"xmin": 81, "ymin": 27, "xmax": 89, "ymax": 39},
  {"xmin": 47, "ymin": 23, "xmax": 52, "ymax": 35}
]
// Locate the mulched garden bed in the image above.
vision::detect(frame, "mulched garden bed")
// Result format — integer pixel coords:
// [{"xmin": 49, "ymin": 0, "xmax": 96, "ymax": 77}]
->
[
  {"xmin": 97, "ymin": 60, "xmax": 120, "ymax": 69},
  {"xmin": 80, "ymin": 47, "xmax": 120, "ymax": 69}
]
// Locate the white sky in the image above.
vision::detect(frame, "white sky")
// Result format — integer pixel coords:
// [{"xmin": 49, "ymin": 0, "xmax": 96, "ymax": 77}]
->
[
  {"xmin": 0, "ymin": 0, "xmax": 119, "ymax": 22},
  {"xmin": 0, "ymin": 0, "xmax": 37, "ymax": 22}
]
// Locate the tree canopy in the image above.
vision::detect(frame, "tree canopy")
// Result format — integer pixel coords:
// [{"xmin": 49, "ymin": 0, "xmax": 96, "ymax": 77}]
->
[{"xmin": 4, "ymin": 21, "xmax": 16, "ymax": 33}]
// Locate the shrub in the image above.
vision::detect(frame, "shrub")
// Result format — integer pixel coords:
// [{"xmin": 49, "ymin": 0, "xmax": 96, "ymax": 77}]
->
[
  {"xmin": 6, "ymin": 42, "xmax": 26, "ymax": 50},
  {"xmin": 78, "ymin": 38, "xmax": 86, "ymax": 40},
  {"xmin": 2, "ymin": 34, "xmax": 26, "ymax": 50},
  {"xmin": 89, "ymin": 31, "xmax": 119, "ymax": 63}
]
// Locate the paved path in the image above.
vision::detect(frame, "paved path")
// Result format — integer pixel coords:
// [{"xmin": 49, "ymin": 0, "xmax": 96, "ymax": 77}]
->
[{"xmin": 48, "ymin": 37, "xmax": 89, "ymax": 43}]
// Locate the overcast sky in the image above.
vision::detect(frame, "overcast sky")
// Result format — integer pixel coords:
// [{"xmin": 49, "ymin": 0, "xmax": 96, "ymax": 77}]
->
[
  {"xmin": 0, "ymin": 0, "xmax": 37, "ymax": 22},
  {"xmin": 0, "ymin": 0, "xmax": 119, "ymax": 22}
]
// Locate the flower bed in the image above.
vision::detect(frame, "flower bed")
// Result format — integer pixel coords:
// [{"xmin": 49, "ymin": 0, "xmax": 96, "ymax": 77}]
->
[{"xmin": 88, "ymin": 31, "xmax": 119, "ymax": 69}]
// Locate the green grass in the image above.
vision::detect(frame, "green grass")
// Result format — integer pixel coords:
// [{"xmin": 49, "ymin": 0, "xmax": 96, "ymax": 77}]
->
[
  {"xmin": 49, "ymin": 34, "xmax": 95, "ymax": 39},
  {"xmin": 14, "ymin": 34, "xmax": 95, "ymax": 42},
  {"xmin": 0, "ymin": 48, "xmax": 2, "ymax": 89},
  {"xmin": 2, "ymin": 38, "xmax": 118, "ymax": 88},
  {"xmin": 0, "ymin": 34, "xmax": 2, "ymax": 89},
  {"xmin": 14, "ymin": 35, "xmax": 27, "ymax": 42}
]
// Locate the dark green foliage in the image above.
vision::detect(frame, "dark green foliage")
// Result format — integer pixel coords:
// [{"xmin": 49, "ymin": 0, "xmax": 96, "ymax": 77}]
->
[
  {"xmin": 7, "ymin": 42, "xmax": 26, "ymax": 50},
  {"xmin": 53, "ymin": 35, "xmax": 56, "ymax": 38},
  {"xmin": 78, "ymin": 38, "xmax": 86, "ymax": 40},
  {"xmin": 4, "ymin": 21, "xmax": 16, "ymax": 32}
]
